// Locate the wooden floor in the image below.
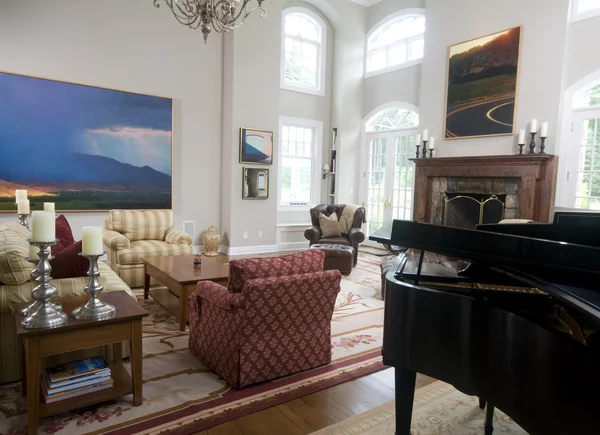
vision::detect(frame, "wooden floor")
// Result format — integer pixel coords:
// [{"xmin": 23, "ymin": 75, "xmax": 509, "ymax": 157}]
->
[{"xmin": 194, "ymin": 369, "xmax": 436, "ymax": 435}]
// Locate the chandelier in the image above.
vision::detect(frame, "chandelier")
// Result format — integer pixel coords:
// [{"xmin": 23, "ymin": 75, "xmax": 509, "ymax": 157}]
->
[{"xmin": 154, "ymin": 0, "xmax": 267, "ymax": 43}]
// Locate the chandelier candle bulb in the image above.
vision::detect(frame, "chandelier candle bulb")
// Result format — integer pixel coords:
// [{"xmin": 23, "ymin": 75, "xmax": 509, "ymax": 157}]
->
[
  {"xmin": 15, "ymin": 189, "xmax": 27, "ymax": 201},
  {"xmin": 530, "ymin": 118, "xmax": 538, "ymax": 133},
  {"xmin": 82, "ymin": 226, "xmax": 104, "ymax": 256},
  {"xmin": 540, "ymin": 121, "xmax": 549, "ymax": 138},
  {"xmin": 31, "ymin": 211, "xmax": 55, "ymax": 242},
  {"xmin": 422, "ymin": 129, "xmax": 429, "ymax": 141},
  {"xmin": 43, "ymin": 202, "xmax": 55, "ymax": 212},
  {"xmin": 518, "ymin": 129, "xmax": 526, "ymax": 144},
  {"xmin": 17, "ymin": 200, "xmax": 30, "ymax": 214}
]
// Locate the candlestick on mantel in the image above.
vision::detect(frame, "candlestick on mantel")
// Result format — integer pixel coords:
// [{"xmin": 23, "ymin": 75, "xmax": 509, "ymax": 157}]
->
[
  {"xmin": 82, "ymin": 226, "xmax": 104, "ymax": 256},
  {"xmin": 31, "ymin": 211, "xmax": 56, "ymax": 242},
  {"xmin": 540, "ymin": 121, "xmax": 548, "ymax": 138},
  {"xmin": 15, "ymin": 190, "xmax": 27, "ymax": 201},
  {"xmin": 422, "ymin": 129, "xmax": 429, "ymax": 141},
  {"xmin": 518, "ymin": 129, "xmax": 526, "ymax": 144},
  {"xmin": 44, "ymin": 202, "xmax": 55, "ymax": 212},
  {"xmin": 428, "ymin": 137, "xmax": 435, "ymax": 150},
  {"xmin": 416, "ymin": 134, "xmax": 421, "ymax": 144},
  {"xmin": 530, "ymin": 119, "xmax": 538, "ymax": 133},
  {"xmin": 17, "ymin": 200, "xmax": 30, "ymax": 214}
]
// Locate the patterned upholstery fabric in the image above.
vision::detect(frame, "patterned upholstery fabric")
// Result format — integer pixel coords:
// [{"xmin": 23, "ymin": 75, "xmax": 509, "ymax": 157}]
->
[
  {"xmin": 189, "ymin": 251, "xmax": 341, "ymax": 389},
  {"xmin": 108, "ymin": 209, "xmax": 174, "ymax": 242},
  {"xmin": 103, "ymin": 210, "xmax": 193, "ymax": 287},
  {"xmin": 0, "ymin": 223, "xmax": 35, "ymax": 285},
  {"xmin": 227, "ymin": 249, "xmax": 325, "ymax": 293}
]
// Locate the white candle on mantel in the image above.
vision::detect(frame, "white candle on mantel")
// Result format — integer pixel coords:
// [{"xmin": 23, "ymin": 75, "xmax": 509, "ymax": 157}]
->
[
  {"xmin": 82, "ymin": 226, "xmax": 104, "ymax": 256},
  {"xmin": 17, "ymin": 200, "xmax": 30, "ymax": 214},
  {"xmin": 429, "ymin": 137, "xmax": 435, "ymax": 150},
  {"xmin": 530, "ymin": 119, "xmax": 538, "ymax": 133},
  {"xmin": 43, "ymin": 202, "xmax": 55, "ymax": 212},
  {"xmin": 540, "ymin": 121, "xmax": 549, "ymax": 138},
  {"xmin": 31, "ymin": 211, "xmax": 56, "ymax": 242},
  {"xmin": 518, "ymin": 129, "xmax": 526, "ymax": 144},
  {"xmin": 416, "ymin": 134, "xmax": 421, "ymax": 144},
  {"xmin": 422, "ymin": 129, "xmax": 429, "ymax": 141},
  {"xmin": 15, "ymin": 190, "xmax": 27, "ymax": 201}
]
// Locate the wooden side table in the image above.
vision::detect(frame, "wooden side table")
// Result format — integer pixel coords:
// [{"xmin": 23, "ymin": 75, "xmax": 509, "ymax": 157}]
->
[{"xmin": 15, "ymin": 291, "xmax": 148, "ymax": 435}]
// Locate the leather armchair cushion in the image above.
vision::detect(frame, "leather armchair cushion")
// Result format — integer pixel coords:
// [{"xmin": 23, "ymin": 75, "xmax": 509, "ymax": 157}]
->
[{"xmin": 318, "ymin": 236, "xmax": 351, "ymax": 246}]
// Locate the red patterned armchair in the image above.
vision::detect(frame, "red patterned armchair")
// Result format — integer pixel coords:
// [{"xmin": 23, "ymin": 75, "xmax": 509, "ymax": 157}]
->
[{"xmin": 188, "ymin": 250, "xmax": 342, "ymax": 389}]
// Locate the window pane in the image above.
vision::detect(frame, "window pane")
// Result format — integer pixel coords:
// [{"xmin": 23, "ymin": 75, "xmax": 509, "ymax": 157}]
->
[
  {"xmin": 579, "ymin": 0, "xmax": 600, "ymax": 13},
  {"xmin": 368, "ymin": 50, "xmax": 386, "ymax": 72},
  {"xmin": 409, "ymin": 38, "xmax": 425, "ymax": 61},
  {"xmin": 389, "ymin": 44, "xmax": 407, "ymax": 66},
  {"xmin": 284, "ymin": 12, "xmax": 321, "ymax": 42},
  {"xmin": 280, "ymin": 123, "xmax": 316, "ymax": 205},
  {"xmin": 283, "ymin": 11, "xmax": 323, "ymax": 90},
  {"xmin": 366, "ymin": 108, "xmax": 420, "ymax": 132}
]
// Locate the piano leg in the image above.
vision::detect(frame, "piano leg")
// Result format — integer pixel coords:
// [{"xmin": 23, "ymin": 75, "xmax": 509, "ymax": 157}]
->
[
  {"xmin": 394, "ymin": 368, "xmax": 416, "ymax": 435},
  {"xmin": 484, "ymin": 403, "xmax": 495, "ymax": 435},
  {"xmin": 479, "ymin": 398, "xmax": 486, "ymax": 409}
]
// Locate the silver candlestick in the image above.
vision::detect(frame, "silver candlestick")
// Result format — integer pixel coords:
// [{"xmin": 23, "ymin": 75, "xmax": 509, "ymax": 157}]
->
[
  {"xmin": 20, "ymin": 255, "xmax": 62, "ymax": 316},
  {"xmin": 17, "ymin": 213, "xmax": 30, "ymax": 230},
  {"xmin": 72, "ymin": 252, "xmax": 115, "ymax": 320},
  {"xmin": 21, "ymin": 239, "xmax": 68, "ymax": 329}
]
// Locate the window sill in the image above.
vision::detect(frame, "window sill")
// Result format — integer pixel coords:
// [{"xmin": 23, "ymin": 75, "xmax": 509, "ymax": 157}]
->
[
  {"xmin": 364, "ymin": 59, "xmax": 422, "ymax": 79},
  {"xmin": 571, "ymin": 9, "xmax": 600, "ymax": 23},
  {"xmin": 281, "ymin": 83, "xmax": 325, "ymax": 97},
  {"xmin": 278, "ymin": 204, "xmax": 314, "ymax": 212}
]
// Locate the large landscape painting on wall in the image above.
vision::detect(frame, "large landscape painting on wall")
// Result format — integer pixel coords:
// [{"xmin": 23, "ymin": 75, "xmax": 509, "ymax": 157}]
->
[
  {"xmin": 0, "ymin": 71, "xmax": 172, "ymax": 211},
  {"xmin": 444, "ymin": 26, "xmax": 521, "ymax": 139}
]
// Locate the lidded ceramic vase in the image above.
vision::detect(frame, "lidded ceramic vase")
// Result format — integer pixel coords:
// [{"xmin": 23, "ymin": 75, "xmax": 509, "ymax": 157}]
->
[{"xmin": 202, "ymin": 225, "xmax": 220, "ymax": 257}]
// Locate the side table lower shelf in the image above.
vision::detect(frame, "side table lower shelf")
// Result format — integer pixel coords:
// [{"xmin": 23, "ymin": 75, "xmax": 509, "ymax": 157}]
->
[{"xmin": 39, "ymin": 361, "xmax": 132, "ymax": 419}]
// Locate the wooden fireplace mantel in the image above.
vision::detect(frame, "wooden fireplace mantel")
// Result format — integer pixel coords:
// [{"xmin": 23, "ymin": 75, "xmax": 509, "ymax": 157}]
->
[{"xmin": 411, "ymin": 154, "xmax": 558, "ymax": 223}]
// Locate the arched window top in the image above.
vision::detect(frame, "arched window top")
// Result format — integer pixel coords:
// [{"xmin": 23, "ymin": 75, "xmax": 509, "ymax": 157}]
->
[
  {"xmin": 366, "ymin": 9, "xmax": 426, "ymax": 77},
  {"xmin": 575, "ymin": 81, "xmax": 600, "ymax": 108},
  {"xmin": 366, "ymin": 107, "xmax": 419, "ymax": 132},
  {"xmin": 281, "ymin": 7, "xmax": 327, "ymax": 96},
  {"xmin": 572, "ymin": 0, "xmax": 600, "ymax": 21}
]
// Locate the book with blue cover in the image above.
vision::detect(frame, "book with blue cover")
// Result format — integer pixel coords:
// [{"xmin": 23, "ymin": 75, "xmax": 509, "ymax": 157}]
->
[{"xmin": 45, "ymin": 357, "xmax": 109, "ymax": 384}]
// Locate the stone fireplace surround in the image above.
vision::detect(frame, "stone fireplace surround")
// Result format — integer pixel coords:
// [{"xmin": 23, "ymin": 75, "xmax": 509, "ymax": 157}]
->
[{"xmin": 411, "ymin": 155, "xmax": 558, "ymax": 224}]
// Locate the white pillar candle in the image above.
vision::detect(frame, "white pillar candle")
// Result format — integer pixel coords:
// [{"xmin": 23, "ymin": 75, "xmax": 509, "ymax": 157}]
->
[
  {"xmin": 82, "ymin": 226, "xmax": 104, "ymax": 256},
  {"xmin": 416, "ymin": 134, "xmax": 421, "ymax": 144},
  {"xmin": 540, "ymin": 121, "xmax": 549, "ymax": 138},
  {"xmin": 17, "ymin": 200, "xmax": 30, "ymax": 214},
  {"xmin": 530, "ymin": 119, "xmax": 538, "ymax": 133},
  {"xmin": 31, "ymin": 211, "xmax": 56, "ymax": 242},
  {"xmin": 429, "ymin": 137, "xmax": 435, "ymax": 150},
  {"xmin": 422, "ymin": 129, "xmax": 429, "ymax": 141},
  {"xmin": 15, "ymin": 190, "xmax": 27, "ymax": 201},
  {"xmin": 43, "ymin": 202, "xmax": 55, "ymax": 212},
  {"xmin": 518, "ymin": 129, "xmax": 526, "ymax": 144}
]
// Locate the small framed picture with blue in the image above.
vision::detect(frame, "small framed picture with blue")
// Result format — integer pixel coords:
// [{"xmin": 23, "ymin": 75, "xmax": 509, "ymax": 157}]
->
[{"xmin": 240, "ymin": 128, "xmax": 273, "ymax": 165}]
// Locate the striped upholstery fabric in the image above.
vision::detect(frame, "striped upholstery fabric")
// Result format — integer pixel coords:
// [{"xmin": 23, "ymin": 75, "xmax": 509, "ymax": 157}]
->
[
  {"xmin": 108, "ymin": 209, "xmax": 174, "ymax": 241},
  {"xmin": 0, "ymin": 223, "xmax": 35, "ymax": 285},
  {"xmin": 103, "ymin": 229, "xmax": 131, "ymax": 251},
  {"xmin": 165, "ymin": 228, "xmax": 193, "ymax": 245},
  {"xmin": 117, "ymin": 240, "xmax": 192, "ymax": 265}
]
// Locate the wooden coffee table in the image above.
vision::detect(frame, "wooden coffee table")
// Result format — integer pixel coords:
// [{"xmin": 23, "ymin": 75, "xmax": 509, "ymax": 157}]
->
[
  {"xmin": 143, "ymin": 254, "xmax": 229, "ymax": 331},
  {"xmin": 16, "ymin": 291, "xmax": 148, "ymax": 435}
]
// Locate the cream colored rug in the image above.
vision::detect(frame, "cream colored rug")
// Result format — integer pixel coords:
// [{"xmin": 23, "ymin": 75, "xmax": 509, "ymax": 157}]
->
[{"xmin": 310, "ymin": 380, "xmax": 528, "ymax": 435}]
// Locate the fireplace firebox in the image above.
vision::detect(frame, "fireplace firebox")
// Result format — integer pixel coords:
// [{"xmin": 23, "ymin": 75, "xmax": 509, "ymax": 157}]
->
[{"xmin": 443, "ymin": 193, "xmax": 506, "ymax": 229}]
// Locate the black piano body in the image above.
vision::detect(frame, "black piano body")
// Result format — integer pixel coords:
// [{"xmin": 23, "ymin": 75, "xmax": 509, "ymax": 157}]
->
[{"xmin": 373, "ymin": 219, "xmax": 600, "ymax": 435}]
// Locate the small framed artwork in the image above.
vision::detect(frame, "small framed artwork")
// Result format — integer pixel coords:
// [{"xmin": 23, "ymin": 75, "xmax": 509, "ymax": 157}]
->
[
  {"xmin": 240, "ymin": 128, "xmax": 273, "ymax": 164},
  {"xmin": 243, "ymin": 167, "xmax": 269, "ymax": 200}
]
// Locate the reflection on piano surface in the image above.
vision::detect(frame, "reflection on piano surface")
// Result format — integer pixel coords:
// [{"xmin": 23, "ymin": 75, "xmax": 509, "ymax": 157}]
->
[{"xmin": 370, "ymin": 216, "xmax": 600, "ymax": 435}]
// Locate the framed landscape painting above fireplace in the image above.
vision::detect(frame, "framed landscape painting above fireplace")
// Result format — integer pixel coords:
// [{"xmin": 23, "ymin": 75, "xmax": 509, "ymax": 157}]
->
[
  {"xmin": 444, "ymin": 26, "xmax": 522, "ymax": 140},
  {"xmin": 0, "ymin": 71, "xmax": 173, "ymax": 212}
]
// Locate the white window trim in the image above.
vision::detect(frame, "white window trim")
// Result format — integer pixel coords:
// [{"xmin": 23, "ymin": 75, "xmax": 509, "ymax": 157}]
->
[
  {"xmin": 571, "ymin": 0, "xmax": 600, "ymax": 22},
  {"xmin": 277, "ymin": 116, "xmax": 323, "ymax": 211},
  {"xmin": 281, "ymin": 7, "xmax": 327, "ymax": 97},
  {"xmin": 364, "ymin": 8, "xmax": 426, "ymax": 78}
]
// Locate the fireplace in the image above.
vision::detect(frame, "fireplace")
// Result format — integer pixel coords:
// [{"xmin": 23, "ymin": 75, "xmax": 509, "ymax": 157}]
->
[{"xmin": 443, "ymin": 193, "xmax": 506, "ymax": 228}]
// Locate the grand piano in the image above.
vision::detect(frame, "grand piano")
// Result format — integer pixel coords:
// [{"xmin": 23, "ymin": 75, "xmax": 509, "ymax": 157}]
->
[{"xmin": 370, "ymin": 217, "xmax": 600, "ymax": 435}]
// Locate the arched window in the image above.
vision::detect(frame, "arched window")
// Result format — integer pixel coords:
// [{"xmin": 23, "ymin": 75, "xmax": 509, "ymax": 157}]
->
[
  {"xmin": 366, "ymin": 9, "xmax": 426, "ymax": 77},
  {"xmin": 572, "ymin": 0, "xmax": 600, "ymax": 21},
  {"xmin": 281, "ymin": 7, "xmax": 326, "ymax": 96},
  {"xmin": 366, "ymin": 107, "xmax": 420, "ymax": 132}
]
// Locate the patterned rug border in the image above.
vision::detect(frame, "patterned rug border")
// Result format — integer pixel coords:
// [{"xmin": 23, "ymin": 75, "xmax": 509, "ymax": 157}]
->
[{"xmin": 108, "ymin": 351, "xmax": 386, "ymax": 435}]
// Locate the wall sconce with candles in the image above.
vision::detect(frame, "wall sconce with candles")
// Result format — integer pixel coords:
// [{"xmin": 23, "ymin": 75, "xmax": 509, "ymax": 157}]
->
[{"xmin": 322, "ymin": 164, "xmax": 330, "ymax": 179}]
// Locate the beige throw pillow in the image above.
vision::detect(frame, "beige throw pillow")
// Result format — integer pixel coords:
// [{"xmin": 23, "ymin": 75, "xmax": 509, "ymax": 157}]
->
[{"xmin": 319, "ymin": 212, "xmax": 342, "ymax": 238}]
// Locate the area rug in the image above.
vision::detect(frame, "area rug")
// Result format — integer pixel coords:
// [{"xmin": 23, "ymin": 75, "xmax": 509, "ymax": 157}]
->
[
  {"xmin": 0, "ymin": 257, "xmax": 385, "ymax": 435},
  {"xmin": 310, "ymin": 380, "xmax": 528, "ymax": 435}
]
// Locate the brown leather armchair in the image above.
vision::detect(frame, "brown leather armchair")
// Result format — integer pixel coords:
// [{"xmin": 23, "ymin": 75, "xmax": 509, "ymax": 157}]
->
[{"xmin": 305, "ymin": 204, "xmax": 366, "ymax": 266}]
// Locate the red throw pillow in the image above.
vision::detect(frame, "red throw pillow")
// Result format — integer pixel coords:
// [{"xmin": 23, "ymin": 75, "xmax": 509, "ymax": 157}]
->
[
  {"xmin": 55, "ymin": 215, "xmax": 76, "ymax": 253},
  {"xmin": 50, "ymin": 241, "xmax": 89, "ymax": 279}
]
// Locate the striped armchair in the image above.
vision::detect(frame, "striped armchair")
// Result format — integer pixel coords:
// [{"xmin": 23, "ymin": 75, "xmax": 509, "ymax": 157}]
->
[{"xmin": 103, "ymin": 210, "xmax": 193, "ymax": 288}]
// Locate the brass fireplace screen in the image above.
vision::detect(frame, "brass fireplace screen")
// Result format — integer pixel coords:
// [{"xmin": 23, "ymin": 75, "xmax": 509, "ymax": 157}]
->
[{"xmin": 443, "ymin": 193, "xmax": 506, "ymax": 229}]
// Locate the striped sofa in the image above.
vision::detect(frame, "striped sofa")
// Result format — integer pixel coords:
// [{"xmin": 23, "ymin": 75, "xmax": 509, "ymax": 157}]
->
[
  {"xmin": 103, "ymin": 210, "xmax": 193, "ymax": 288},
  {"xmin": 0, "ymin": 222, "xmax": 134, "ymax": 384}
]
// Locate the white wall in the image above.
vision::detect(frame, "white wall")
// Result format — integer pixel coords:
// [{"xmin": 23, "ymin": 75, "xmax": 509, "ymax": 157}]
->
[
  {"xmin": 0, "ymin": 0, "xmax": 223, "ymax": 243},
  {"xmin": 419, "ymin": 0, "xmax": 570, "ymax": 157},
  {"xmin": 565, "ymin": 15, "xmax": 600, "ymax": 89}
]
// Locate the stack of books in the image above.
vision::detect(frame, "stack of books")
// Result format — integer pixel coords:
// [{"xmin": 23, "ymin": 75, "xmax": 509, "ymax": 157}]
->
[{"xmin": 42, "ymin": 357, "xmax": 113, "ymax": 404}]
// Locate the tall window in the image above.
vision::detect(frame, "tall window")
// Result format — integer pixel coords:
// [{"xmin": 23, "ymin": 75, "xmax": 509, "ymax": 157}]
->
[
  {"xmin": 281, "ymin": 8, "xmax": 326, "ymax": 96},
  {"xmin": 366, "ymin": 10, "xmax": 426, "ymax": 77},
  {"xmin": 572, "ymin": 0, "xmax": 600, "ymax": 20},
  {"xmin": 278, "ymin": 117, "xmax": 323, "ymax": 207}
]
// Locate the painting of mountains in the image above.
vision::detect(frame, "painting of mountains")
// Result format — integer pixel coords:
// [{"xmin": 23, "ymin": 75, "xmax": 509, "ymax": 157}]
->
[
  {"xmin": 0, "ymin": 71, "xmax": 172, "ymax": 211},
  {"xmin": 240, "ymin": 128, "xmax": 273, "ymax": 164},
  {"xmin": 444, "ymin": 26, "xmax": 522, "ymax": 139}
]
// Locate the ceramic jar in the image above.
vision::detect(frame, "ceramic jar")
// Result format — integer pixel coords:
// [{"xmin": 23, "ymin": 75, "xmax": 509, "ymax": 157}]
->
[{"xmin": 202, "ymin": 225, "xmax": 220, "ymax": 257}]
